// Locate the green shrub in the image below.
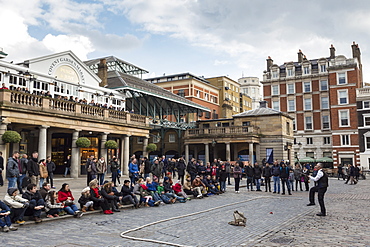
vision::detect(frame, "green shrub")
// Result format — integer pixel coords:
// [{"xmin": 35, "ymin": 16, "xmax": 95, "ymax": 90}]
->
[
  {"xmin": 146, "ymin": 143, "xmax": 157, "ymax": 152},
  {"xmin": 76, "ymin": 137, "xmax": 91, "ymax": 148},
  {"xmin": 2, "ymin": 131, "xmax": 21, "ymax": 143},
  {"xmin": 105, "ymin": 140, "xmax": 118, "ymax": 149}
]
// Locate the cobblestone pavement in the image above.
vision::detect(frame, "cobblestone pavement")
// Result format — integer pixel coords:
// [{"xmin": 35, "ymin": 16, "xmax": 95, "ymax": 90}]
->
[{"xmin": 0, "ymin": 176, "xmax": 369, "ymax": 246}]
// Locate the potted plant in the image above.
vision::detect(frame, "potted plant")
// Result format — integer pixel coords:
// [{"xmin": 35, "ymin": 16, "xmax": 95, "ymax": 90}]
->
[
  {"xmin": 105, "ymin": 140, "xmax": 118, "ymax": 149},
  {"xmin": 2, "ymin": 130, "xmax": 21, "ymax": 143},
  {"xmin": 146, "ymin": 143, "xmax": 157, "ymax": 152},
  {"xmin": 75, "ymin": 137, "xmax": 91, "ymax": 148}
]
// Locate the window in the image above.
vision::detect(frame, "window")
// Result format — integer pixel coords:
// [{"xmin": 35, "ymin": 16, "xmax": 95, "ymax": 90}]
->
[
  {"xmin": 305, "ymin": 116, "xmax": 312, "ymax": 130},
  {"xmin": 272, "ymin": 71, "xmax": 278, "ymax": 78},
  {"xmin": 287, "ymin": 84, "xmax": 295, "ymax": 94},
  {"xmin": 204, "ymin": 93, "xmax": 209, "ymax": 101},
  {"xmin": 365, "ymin": 116, "xmax": 370, "ymax": 126},
  {"xmin": 177, "ymin": 89, "xmax": 185, "ymax": 97},
  {"xmin": 169, "ymin": 134, "xmax": 175, "ymax": 143},
  {"xmin": 341, "ymin": 134, "xmax": 350, "ymax": 145},
  {"xmin": 338, "ymin": 90, "xmax": 348, "ymax": 104},
  {"xmin": 304, "ymin": 98, "xmax": 312, "ymax": 110},
  {"xmin": 306, "ymin": 152, "xmax": 314, "ymax": 158},
  {"xmin": 306, "ymin": 137, "xmax": 313, "ymax": 144},
  {"xmin": 320, "ymin": 80, "xmax": 328, "ymax": 91},
  {"xmin": 272, "ymin": 101, "xmax": 279, "ymax": 111},
  {"xmin": 321, "ymin": 97, "xmax": 329, "ymax": 109},
  {"xmin": 323, "ymin": 137, "xmax": 331, "ymax": 144},
  {"xmin": 339, "ymin": 110, "xmax": 349, "ymax": 126},
  {"xmin": 137, "ymin": 137, "xmax": 144, "ymax": 144},
  {"xmin": 288, "ymin": 99, "xmax": 295, "ymax": 111},
  {"xmin": 323, "ymin": 152, "xmax": 332, "ymax": 158},
  {"xmin": 287, "ymin": 68, "xmax": 294, "ymax": 77},
  {"xmin": 286, "ymin": 122, "xmax": 290, "ymax": 135},
  {"xmin": 322, "ymin": 115, "xmax": 330, "ymax": 129},
  {"xmin": 272, "ymin": 85, "xmax": 279, "ymax": 95},
  {"xmin": 364, "ymin": 101, "xmax": 370, "ymax": 109},
  {"xmin": 153, "ymin": 135, "xmax": 160, "ymax": 143},
  {"xmin": 196, "ymin": 90, "xmax": 200, "ymax": 98},
  {"xmin": 366, "ymin": 137, "xmax": 370, "ymax": 149},
  {"xmin": 338, "ymin": 72, "xmax": 346, "ymax": 84},
  {"xmin": 243, "ymin": 88, "xmax": 248, "ymax": 94},
  {"xmin": 320, "ymin": 64, "xmax": 326, "ymax": 73},
  {"xmin": 242, "ymin": 121, "xmax": 250, "ymax": 126},
  {"xmin": 304, "ymin": 82, "xmax": 311, "ymax": 92},
  {"xmin": 293, "ymin": 119, "xmax": 296, "ymax": 130},
  {"xmin": 303, "ymin": 67, "xmax": 309, "ymax": 75}
]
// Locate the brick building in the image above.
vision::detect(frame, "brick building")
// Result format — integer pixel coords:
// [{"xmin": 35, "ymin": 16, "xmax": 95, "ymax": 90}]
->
[{"xmin": 262, "ymin": 43, "xmax": 363, "ymax": 167}]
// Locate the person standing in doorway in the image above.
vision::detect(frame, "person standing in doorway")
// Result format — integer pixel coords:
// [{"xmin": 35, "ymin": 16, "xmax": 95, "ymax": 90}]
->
[
  {"xmin": 307, "ymin": 163, "xmax": 329, "ymax": 216},
  {"xmin": 63, "ymin": 155, "xmax": 71, "ymax": 178},
  {"xmin": 85, "ymin": 155, "xmax": 94, "ymax": 186}
]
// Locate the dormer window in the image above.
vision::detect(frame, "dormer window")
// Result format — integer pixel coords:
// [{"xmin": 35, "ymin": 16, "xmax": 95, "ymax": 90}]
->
[
  {"xmin": 320, "ymin": 64, "xmax": 326, "ymax": 73},
  {"xmin": 272, "ymin": 71, "xmax": 278, "ymax": 78},
  {"xmin": 303, "ymin": 67, "xmax": 309, "ymax": 75},
  {"xmin": 287, "ymin": 68, "xmax": 294, "ymax": 77}
]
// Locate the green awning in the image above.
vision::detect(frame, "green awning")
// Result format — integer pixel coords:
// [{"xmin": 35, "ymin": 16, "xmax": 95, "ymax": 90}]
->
[
  {"xmin": 298, "ymin": 157, "xmax": 315, "ymax": 163},
  {"xmin": 316, "ymin": 157, "xmax": 333, "ymax": 162}
]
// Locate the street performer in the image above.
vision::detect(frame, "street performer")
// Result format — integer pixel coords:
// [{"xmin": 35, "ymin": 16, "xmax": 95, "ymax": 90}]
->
[{"xmin": 306, "ymin": 163, "xmax": 328, "ymax": 216}]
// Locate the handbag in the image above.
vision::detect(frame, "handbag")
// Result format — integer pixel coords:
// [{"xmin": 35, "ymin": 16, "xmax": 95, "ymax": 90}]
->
[
  {"xmin": 64, "ymin": 200, "xmax": 74, "ymax": 206},
  {"xmin": 117, "ymin": 169, "xmax": 121, "ymax": 178}
]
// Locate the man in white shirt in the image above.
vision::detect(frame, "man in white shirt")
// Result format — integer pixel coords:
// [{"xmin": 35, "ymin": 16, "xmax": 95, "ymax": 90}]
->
[{"xmin": 306, "ymin": 163, "xmax": 329, "ymax": 216}]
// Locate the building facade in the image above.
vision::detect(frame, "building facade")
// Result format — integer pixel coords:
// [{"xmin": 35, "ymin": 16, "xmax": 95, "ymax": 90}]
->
[
  {"xmin": 183, "ymin": 101, "xmax": 294, "ymax": 164},
  {"xmin": 238, "ymin": 76, "xmax": 263, "ymax": 110},
  {"xmin": 356, "ymin": 87, "xmax": 370, "ymax": 169},
  {"xmin": 262, "ymin": 43, "xmax": 363, "ymax": 167}
]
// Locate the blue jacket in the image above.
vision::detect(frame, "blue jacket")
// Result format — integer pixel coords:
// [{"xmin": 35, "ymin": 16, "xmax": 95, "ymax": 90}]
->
[
  {"xmin": 0, "ymin": 200, "xmax": 11, "ymax": 214},
  {"xmin": 146, "ymin": 183, "xmax": 157, "ymax": 192},
  {"xmin": 129, "ymin": 163, "xmax": 139, "ymax": 174},
  {"xmin": 6, "ymin": 157, "xmax": 19, "ymax": 178}
]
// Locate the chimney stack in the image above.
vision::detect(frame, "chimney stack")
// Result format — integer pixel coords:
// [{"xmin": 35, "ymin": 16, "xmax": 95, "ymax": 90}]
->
[
  {"xmin": 298, "ymin": 49, "xmax": 304, "ymax": 63},
  {"xmin": 351, "ymin": 41, "xmax": 361, "ymax": 64},
  {"xmin": 98, "ymin": 59, "xmax": 108, "ymax": 87},
  {"xmin": 259, "ymin": 100, "xmax": 267, "ymax": 108},
  {"xmin": 266, "ymin": 56, "xmax": 273, "ymax": 72},
  {"xmin": 329, "ymin": 44, "xmax": 336, "ymax": 59}
]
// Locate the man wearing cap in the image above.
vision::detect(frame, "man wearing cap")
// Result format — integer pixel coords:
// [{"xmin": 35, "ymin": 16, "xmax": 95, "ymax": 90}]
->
[
  {"xmin": 3, "ymin": 188, "xmax": 28, "ymax": 225},
  {"xmin": 306, "ymin": 163, "xmax": 329, "ymax": 216}
]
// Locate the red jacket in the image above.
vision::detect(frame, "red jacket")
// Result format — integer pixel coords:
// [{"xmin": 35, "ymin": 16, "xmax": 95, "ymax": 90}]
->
[
  {"xmin": 172, "ymin": 183, "xmax": 182, "ymax": 194},
  {"xmin": 58, "ymin": 190, "xmax": 74, "ymax": 204}
]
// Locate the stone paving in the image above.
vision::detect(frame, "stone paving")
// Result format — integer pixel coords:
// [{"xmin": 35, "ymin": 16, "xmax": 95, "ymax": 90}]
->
[{"xmin": 0, "ymin": 176, "xmax": 369, "ymax": 246}]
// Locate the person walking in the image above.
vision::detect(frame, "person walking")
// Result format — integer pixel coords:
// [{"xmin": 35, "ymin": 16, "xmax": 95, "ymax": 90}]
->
[
  {"xmin": 233, "ymin": 162, "xmax": 242, "ymax": 193},
  {"xmin": 262, "ymin": 163, "xmax": 272, "ymax": 192},
  {"xmin": 307, "ymin": 163, "xmax": 329, "ymax": 216},
  {"xmin": 46, "ymin": 156, "xmax": 56, "ymax": 189},
  {"xmin": 294, "ymin": 164, "xmax": 303, "ymax": 191},
  {"xmin": 6, "ymin": 151, "xmax": 20, "ymax": 189}
]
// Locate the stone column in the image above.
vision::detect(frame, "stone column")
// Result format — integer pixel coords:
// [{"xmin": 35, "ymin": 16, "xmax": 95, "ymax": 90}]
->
[
  {"xmin": 185, "ymin": 144, "xmax": 189, "ymax": 163},
  {"xmin": 120, "ymin": 137, "xmax": 124, "ymax": 172},
  {"xmin": 123, "ymin": 135, "xmax": 130, "ymax": 175},
  {"xmin": 249, "ymin": 142, "xmax": 254, "ymax": 163},
  {"xmin": 100, "ymin": 132, "xmax": 109, "ymax": 160},
  {"xmin": 46, "ymin": 130, "xmax": 53, "ymax": 158},
  {"xmin": 71, "ymin": 130, "xmax": 81, "ymax": 178},
  {"xmin": 143, "ymin": 136, "xmax": 149, "ymax": 158},
  {"xmin": 205, "ymin": 143, "xmax": 209, "ymax": 164},
  {"xmin": 38, "ymin": 126, "xmax": 49, "ymax": 160},
  {"xmin": 256, "ymin": 143, "xmax": 261, "ymax": 163},
  {"xmin": 225, "ymin": 142, "xmax": 231, "ymax": 161},
  {"xmin": 194, "ymin": 145, "xmax": 198, "ymax": 160}
]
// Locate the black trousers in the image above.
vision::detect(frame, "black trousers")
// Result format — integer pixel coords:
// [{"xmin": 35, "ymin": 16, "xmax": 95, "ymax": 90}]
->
[
  {"xmin": 264, "ymin": 177, "xmax": 271, "ymax": 192},
  {"xmin": 234, "ymin": 177, "xmax": 240, "ymax": 191},
  {"xmin": 46, "ymin": 173, "xmax": 54, "ymax": 187},
  {"xmin": 295, "ymin": 180, "xmax": 303, "ymax": 191},
  {"xmin": 10, "ymin": 207, "xmax": 27, "ymax": 222},
  {"xmin": 0, "ymin": 171, "xmax": 3, "ymax": 186},
  {"xmin": 309, "ymin": 186, "xmax": 327, "ymax": 215}
]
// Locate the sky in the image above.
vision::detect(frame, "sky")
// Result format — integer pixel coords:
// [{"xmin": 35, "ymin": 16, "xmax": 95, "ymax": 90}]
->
[{"xmin": 1, "ymin": 0, "xmax": 370, "ymax": 83}]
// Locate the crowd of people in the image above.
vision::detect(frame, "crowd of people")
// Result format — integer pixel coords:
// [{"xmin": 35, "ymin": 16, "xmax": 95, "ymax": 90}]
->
[
  {"xmin": 1, "ymin": 83, "xmax": 133, "ymax": 112},
  {"xmin": 0, "ymin": 149, "xmax": 363, "ymax": 232}
]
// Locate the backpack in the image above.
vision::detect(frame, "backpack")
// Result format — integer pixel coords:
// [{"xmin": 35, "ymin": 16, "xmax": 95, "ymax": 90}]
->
[{"xmin": 22, "ymin": 176, "xmax": 31, "ymax": 189}]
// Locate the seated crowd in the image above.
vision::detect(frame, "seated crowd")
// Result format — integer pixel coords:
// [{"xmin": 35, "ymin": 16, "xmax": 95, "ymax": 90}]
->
[{"xmin": 0, "ymin": 162, "xmax": 227, "ymax": 233}]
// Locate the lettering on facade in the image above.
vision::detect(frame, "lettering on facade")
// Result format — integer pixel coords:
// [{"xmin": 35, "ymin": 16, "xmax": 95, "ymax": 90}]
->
[{"xmin": 48, "ymin": 57, "xmax": 85, "ymax": 84}]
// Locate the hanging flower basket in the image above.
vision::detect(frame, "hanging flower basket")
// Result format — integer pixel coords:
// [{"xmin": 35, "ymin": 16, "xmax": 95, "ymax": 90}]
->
[
  {"xmin": 105, "ymin": 140, "xmax": 118, "ymax": 149},
  {"xmin": 76, "ymin": 137, "xmax": 91, "ymax": 148},
  {"xmin": 146, "ymin": 143, "xmax": 157, "ymax": 152},
  {"xmin": 2, "ymin": 130, "xmax": 21, "ymax": 143}
]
